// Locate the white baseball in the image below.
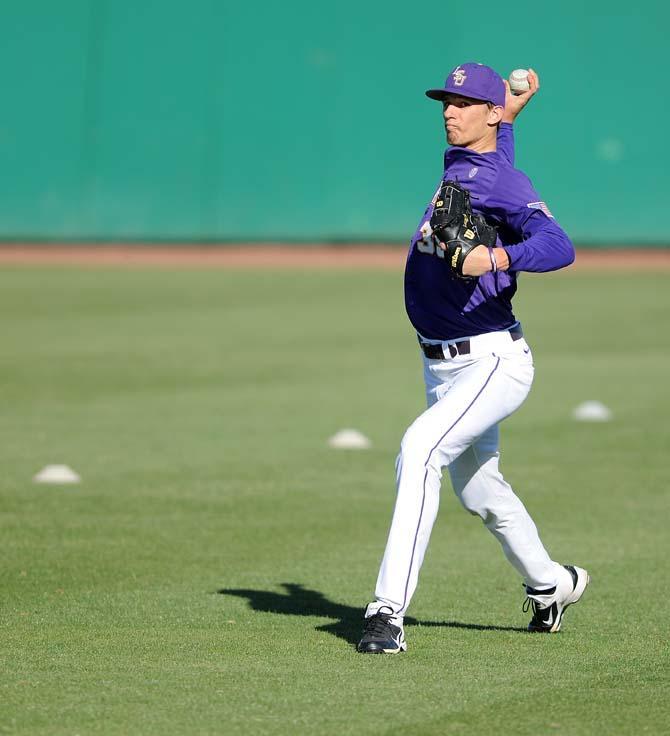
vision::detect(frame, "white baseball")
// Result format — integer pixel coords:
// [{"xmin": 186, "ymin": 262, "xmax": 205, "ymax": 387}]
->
[{"xmin": 508, "ymin": 69, "xmax": 530, "ymax": 95}]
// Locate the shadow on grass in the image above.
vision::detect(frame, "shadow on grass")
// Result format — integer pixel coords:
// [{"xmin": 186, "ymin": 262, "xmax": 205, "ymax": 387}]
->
[{"xmin": 217, "ymin": 583, "xmax": 526, "ymax": 646}]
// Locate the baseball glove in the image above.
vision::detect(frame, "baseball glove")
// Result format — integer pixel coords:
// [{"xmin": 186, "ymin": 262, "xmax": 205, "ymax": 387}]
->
[{"xmin": 429, "ymin": 180, "xmax": 497, "ymax": 279}]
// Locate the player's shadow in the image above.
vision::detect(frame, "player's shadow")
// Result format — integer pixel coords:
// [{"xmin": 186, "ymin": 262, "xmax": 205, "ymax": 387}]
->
[{"xmin": 217, "ymin": 582, "xmax": 526, "ymax": 646}]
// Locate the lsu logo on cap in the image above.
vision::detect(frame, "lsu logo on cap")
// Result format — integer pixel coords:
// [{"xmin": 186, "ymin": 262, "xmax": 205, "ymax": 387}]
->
[
  {"xmin": 452, "ymin": 66, "xmax": 467, "ymax": 86},
  {"xmin": 527, "ymin": 201, "xmax": 554, "ymax": 218}
]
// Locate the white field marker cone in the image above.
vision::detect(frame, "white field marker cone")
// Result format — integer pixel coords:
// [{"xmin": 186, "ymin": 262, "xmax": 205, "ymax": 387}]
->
[
  {"xmin": 573, "ymin": 401, "xmax": 612, "ymax": 422},
  {"xmin": 327, "ymin": 429, "xmax": 372, "ymax": 450},
  {"xmin": 33, "ymin": 465, "xmax": 81, "ymax": 484}
]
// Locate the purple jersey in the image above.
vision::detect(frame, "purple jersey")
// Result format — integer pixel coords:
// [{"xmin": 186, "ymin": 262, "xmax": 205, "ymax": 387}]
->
[{"xmin": 404, "ymin": 123, "xmax": 574, "ymax": 340}]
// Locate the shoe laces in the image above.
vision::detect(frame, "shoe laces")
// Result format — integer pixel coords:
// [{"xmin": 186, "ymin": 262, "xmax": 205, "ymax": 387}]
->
[
  {"xmin": 523, "ymin": 594, "xmax": 556, "ymax": 627},
  {"xmin": 522, "ymin": 596, "xmax": 539, "ymax": 615},
  {"xmin": 363, "ymin": 611, "xmax": 395, "ymax": 637},
  {"xmin": 522, "ymin": 581, "xmax": 557, "ymax": 618}
]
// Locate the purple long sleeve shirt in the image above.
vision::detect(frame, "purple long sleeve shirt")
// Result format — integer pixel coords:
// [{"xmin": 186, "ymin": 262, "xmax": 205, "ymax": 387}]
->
[{"xmin": 404, "ymin": 123, "xmax": 575, "ymax": 340}]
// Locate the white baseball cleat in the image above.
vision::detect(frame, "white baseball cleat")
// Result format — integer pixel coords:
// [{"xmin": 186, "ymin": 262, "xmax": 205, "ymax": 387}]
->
[
  {"xmin": 357, "ymin": 606, "xmax": 407, "ymax": 654},
  {"xmin": 524, "ymin": 565, "xmax": 590, "ymax": 633}
]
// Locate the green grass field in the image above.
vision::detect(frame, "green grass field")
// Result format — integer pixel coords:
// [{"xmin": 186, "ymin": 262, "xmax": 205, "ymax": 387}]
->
[{"xmin": 2, "ymin": 265, "xmax": 669, "ymax": 735}]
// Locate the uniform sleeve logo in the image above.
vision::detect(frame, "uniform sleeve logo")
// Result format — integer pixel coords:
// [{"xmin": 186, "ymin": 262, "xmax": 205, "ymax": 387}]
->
[
  {"xmin": 452, "ymin": 66, "xmax": 467, "ymax": 86},
  {"xmin": 527, "ymin": 201, "xmax": 554, "ymax": 218}
]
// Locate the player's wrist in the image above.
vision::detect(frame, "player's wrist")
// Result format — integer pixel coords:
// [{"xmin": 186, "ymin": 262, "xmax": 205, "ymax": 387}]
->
[
  {"xmin": 492, "ymin": 247, "xmax": 510, "ymax": 272},
  {"xmin": 487, "ymin": 247, "xmax": 497, "ymax": 273}
]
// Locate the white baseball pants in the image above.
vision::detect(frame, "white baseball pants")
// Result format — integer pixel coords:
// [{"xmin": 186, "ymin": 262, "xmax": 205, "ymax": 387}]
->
[{"xmin": 368, "ymin": 330, "xmax": 564, "ymax": 618}]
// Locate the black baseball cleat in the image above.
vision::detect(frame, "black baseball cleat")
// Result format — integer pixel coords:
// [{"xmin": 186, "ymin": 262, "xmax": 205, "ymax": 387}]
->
[
  {"xmin": 524, "ymin": 565, "xmax": 590, "ymax": 633},
  {"xmin": 357, "ymin": 606, "xmax": 407, "ymax": 654}
]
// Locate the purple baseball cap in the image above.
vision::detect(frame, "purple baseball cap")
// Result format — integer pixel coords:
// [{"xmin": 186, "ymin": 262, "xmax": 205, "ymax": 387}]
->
[{"xmin": 426, "ymin": 62, "xmax": 505, "ymax": 108}]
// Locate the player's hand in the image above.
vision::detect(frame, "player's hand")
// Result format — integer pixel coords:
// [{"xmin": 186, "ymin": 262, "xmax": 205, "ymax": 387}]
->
[
  {"xmin": 456, "ymin": 245, "xmax": 509, "ymax": 276},
  {"xmin": 436, "ymin": 242, "xmax": 490, "ymax": 276},
  {"xmin": 457, "ymin": 245, "xmax": 491, "ymax": 276},
  {"xmin": 502, "ymin": 69, "xmax": 540, "ymax": 124}
]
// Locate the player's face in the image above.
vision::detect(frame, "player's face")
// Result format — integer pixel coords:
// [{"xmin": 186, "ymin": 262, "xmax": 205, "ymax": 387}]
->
[{"xmin": 442, "ymin": 94, "xmax": 495, "ymax": 147}]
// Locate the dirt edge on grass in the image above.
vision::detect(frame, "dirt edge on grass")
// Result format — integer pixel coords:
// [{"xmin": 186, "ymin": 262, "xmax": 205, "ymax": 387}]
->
[{"xmin": 0, "ymin": 244, "xmax": 668, "ymax": 270}]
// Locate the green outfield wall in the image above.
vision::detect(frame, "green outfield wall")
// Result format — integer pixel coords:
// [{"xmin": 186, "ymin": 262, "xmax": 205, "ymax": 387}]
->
[{"xmin": 0, "ymin": 1, "xmax": 666, "ymax": 244}]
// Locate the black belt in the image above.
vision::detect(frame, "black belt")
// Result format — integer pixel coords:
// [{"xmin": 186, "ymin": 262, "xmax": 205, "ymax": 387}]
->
[{"xmin": 419, "ymin": 326, "xmax": 523, "ymax": 359}]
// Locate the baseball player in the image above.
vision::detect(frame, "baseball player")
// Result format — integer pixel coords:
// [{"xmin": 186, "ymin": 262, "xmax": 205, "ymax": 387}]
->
[{"xmin": 357, "ymin": 63, "xmax": 589, "ymax": 654}]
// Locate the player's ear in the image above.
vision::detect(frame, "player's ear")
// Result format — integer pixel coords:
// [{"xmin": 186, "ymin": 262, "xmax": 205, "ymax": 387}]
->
[{"xmin": 488, "ymin": 105, "xmax": 504, "ymax": 126}]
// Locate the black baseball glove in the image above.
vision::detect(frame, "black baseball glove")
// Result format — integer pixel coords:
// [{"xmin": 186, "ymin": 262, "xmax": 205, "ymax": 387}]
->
[{"xmin": 429, "ymin": 180, "xmax": 497, "ymax": 279}]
